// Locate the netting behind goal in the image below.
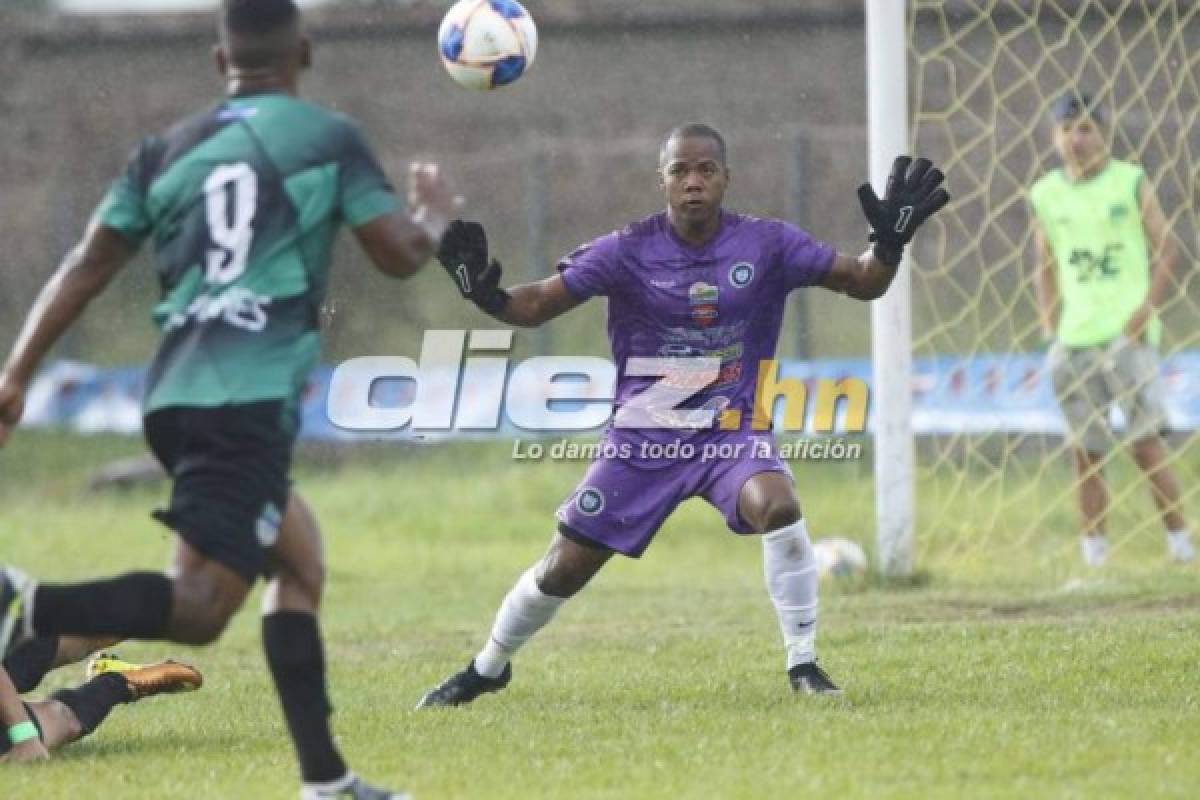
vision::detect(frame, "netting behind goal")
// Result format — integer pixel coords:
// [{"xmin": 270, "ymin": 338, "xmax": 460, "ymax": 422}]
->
[{"xmin": 907, "ymin": 0, "xmax": 1200, "ymax": 578}]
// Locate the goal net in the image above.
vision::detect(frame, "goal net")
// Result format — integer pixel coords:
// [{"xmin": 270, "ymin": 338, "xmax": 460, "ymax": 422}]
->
[{"xmin": 906, "ymin": 0, "xmax": 1200, "ymax": 579}]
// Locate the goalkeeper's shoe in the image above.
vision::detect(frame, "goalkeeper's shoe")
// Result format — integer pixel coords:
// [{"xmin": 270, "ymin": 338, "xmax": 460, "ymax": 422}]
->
[
  {"xmin": 415, "ymin": 661, "xmax": 511, "ymax": 709},
  {"xmin": 0, "ymin": 566, "xmax": 36, "ymax": 658},
  {"xmin": 788, "ymin": 661, "xmax": 843, "ymax": 696},
  {"xmin": 88, "ymin": 653, "xmax": 203, "ymax": 700},
  {"xmin": 300, "ymin": 775, "xmax": 410, "ymax": 800}
]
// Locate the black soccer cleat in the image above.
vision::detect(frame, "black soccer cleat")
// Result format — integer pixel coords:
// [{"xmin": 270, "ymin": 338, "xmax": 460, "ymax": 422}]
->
[
  {"xmin": 415, "ymin": 661, "xmax": 512, "ymax": 709},
  {"xmin": 0, "ymin": 566, "xmax": 35, "ymax": 659},
  {"xmin": 788, "ymin": 661, "xmax": 843, "ymax": 696}
]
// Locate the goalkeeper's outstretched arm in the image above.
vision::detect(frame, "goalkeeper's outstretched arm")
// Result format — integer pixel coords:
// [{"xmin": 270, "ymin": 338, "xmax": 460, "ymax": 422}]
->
[
  {"xmin": 820, "ymin": 250, "xmax": 900, "ymax": 301},
  {"xmin": 821, "ymin": 155, "xmax": 950, "ymax": 302},
  {"xmin": 494, "ymin": 275, "xmax": 583, "ymax": 328},
  {"xmin": 435, "ymin": 219, "xmax": 582, "ymax": 326}
]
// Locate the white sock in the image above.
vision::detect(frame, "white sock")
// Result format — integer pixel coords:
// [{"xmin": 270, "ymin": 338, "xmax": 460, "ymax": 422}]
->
[
  {"xmin": 1081, "ymin": 533, "xmax": 1108, "ymax": 567},
  {"xmin": 1167, "ymin": 529, "xmax": 1195, "ymax": 561},
  {"xmin": 300, "ymin": 772, "xmax": 353, "ymax": 799},
  {"xmin": 473, "ymin": 566, "xmax": 566, "ymax": 678},
  {"xmin": 762, "ymin": 519, "xmax": 819, "ymax": 669}
]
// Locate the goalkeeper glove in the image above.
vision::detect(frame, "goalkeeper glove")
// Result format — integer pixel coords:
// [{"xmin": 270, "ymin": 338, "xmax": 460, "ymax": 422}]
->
[
  {"xmin": 436, "ymin": 219, "xmax": 510, "ymax": 317},
  {"xmin": 856, "ymin": 156, "xmax": 950, "ymax": 267}
]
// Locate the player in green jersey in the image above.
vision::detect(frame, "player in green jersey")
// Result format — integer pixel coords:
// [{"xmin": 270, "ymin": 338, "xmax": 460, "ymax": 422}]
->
[
  {"xmin": 0, "ymin": 2, "xmax": 455, "ymax": 797},
  {"xmin": 1029, "ymin": 90, "xmax": 1193, "ymax": 567}
]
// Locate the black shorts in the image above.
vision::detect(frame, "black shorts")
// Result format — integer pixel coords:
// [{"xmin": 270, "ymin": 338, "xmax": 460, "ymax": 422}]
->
[{"xmin": 143, "ymin": 401, "xmax": 296, "ymax": 585}]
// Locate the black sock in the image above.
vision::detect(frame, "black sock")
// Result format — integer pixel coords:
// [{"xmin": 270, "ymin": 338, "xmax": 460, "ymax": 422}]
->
[
  {"xmin": 33, "ymin": 572, "xmax": 173, "ymax": 639},
  {"xmin": 262, "ymin": 611, "xmax": 347, "ymax": 783},
  {"xmin": 2, "ymin": 635, "xmax": 60, "ymax": 693},
  {"xmin": 50, "ymin": 672, "xmax": 133, "ymax": 737}
]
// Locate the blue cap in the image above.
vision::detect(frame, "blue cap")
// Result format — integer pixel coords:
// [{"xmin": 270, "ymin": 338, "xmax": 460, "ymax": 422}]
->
[{"xmin": 1051, "ymin": 90, "xmax": 1105, "ymax": 125}]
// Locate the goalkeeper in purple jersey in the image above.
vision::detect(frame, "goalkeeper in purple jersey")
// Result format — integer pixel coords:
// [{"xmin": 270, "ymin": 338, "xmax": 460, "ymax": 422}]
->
[{"xmin": 418, "ymin": 124, "xmax": 949, "ymax": 706}]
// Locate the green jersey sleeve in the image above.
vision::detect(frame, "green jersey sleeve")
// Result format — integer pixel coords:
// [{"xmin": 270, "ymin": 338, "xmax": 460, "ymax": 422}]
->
[
  {"xmin": 338, "ymin": 124, "xmax": 401, "ymax": 227},
  {"xmin": 93, "ymin": 136, "xmax": 161, "ymax": 249}
]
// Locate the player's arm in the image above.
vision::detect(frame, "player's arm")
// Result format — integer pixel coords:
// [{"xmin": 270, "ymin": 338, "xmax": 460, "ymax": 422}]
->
[
  {"xmin": 352, "ymin": 163, "xmax": 457, "ymax": 279},
  {"xmin": 435, "ymin": 219, "xmax": 582, "ymax": 327},
  {"xmin": 1032, "ymin": 221, "xmax": 1060, "ymax": 340},
  {"xmin": 495, "ymin": 275, "xmax": 582, "ymax": 328},
  {"xmin": 819, "ymin": 250, "xmax": 900, "ymax": 301},
  {"xmin": 822, "ymin": 156, "xmax": 950, "ymax": 302},
  {"xmin": 1125, "ymin": 177, "xmax": 1179, "ymax": 341},
  {"xmin": 0, "ymin": 223, "xmax": 134, "ymax": 446},
  {"xmin": 0, "ymin": 666, "xmax": 49, "ymax": 763}
]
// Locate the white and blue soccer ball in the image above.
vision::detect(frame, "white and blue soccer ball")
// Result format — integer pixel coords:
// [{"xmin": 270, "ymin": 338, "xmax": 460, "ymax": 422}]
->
[
  {"xmin": 813, "ymin": 537, "xmax": 869, "ymax": 581},
  {"xmin": 438, "ymin": 0, "xmax": 538, "ymax": 91}
]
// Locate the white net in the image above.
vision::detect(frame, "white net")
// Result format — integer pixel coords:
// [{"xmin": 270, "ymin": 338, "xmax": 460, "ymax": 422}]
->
[{"xmin": 907, "ymin": 0, "xmax": 1200, "ymax": 579}]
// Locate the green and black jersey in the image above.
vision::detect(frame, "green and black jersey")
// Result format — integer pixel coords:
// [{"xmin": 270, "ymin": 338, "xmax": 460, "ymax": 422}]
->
[{"xmin": 94, "ymin": 91, "xmax": 400, "ymax": 415}]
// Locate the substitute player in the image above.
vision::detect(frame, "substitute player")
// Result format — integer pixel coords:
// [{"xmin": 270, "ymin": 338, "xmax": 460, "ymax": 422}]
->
[
  {"xmin": 0, "ymin": 2, "xmax": 456, "ymax": 797},
  {"xmin": 1031, "ymin": 90, "xmax": 1194, "ymax": 566},
  {"xmin": 417, "ymin": 124, "xmax": 948, "ymax": 706}
]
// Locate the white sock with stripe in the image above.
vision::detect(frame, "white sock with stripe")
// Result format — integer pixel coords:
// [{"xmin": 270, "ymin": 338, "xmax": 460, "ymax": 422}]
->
[
  {"xmin": 762, "ymin": 519, "xmax": 819, "ymax": 669},
  {"xmin": 474, "ymin": 566, "xmax": 566, "ymax": 678}
]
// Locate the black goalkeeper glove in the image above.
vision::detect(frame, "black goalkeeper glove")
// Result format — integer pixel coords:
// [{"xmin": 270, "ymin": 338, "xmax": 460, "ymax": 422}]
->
[
  {"xmin": 856, "ymin": 155, "xmax": 950, "ymax": 267},
  {"xmin": 436, "ymin": 219, "xmax": 510, "ymax": 317}
]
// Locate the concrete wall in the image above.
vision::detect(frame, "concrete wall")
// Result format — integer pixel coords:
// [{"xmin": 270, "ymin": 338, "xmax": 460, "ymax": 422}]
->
[{"xmin": 0, "ymin": 5, "xmax": 870, "ymax": 364}]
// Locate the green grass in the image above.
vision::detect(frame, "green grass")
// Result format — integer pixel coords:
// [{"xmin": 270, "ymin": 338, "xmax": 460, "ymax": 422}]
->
[{"xmin": 1, "ymin": 432, "xmax": 1198, "ymax": 799}]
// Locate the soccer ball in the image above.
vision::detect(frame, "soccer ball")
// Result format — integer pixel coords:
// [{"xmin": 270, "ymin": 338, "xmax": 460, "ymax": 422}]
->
[
  {"xmin": 438, "ymin": 0, "xmax": 539, "ymax": 91},
  {"xmin": 812, "ymin": 537, "xmax": 869, "ymax": 581}
]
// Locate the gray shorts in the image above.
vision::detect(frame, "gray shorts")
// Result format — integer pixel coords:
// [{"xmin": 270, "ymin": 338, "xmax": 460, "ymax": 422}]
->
[{"xmin": 1048, "ymin": 336, "xmax": 1167, "ymax": 453}]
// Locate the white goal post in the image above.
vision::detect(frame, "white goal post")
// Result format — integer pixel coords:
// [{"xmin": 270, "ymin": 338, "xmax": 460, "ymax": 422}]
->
[{"xmin": 866, "ymin": 0, "xmax": 914, "ymax": 577}]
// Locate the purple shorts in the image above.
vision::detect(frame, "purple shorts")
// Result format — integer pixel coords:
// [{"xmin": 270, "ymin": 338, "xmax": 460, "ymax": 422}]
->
[{"xmin": 555, "ymin": 431, "xmax": 791, "ymax": 557}]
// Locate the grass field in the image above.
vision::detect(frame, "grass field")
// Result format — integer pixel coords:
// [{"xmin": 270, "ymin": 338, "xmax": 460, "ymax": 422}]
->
[{"xmin": 1, "ymin": 431, "xmax": 1198, "ymax": 799}]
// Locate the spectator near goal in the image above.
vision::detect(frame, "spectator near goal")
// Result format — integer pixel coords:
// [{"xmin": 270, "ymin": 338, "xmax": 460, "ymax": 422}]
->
[{"xmin": 1029, "ymin": 89, "xmax": 1195, "ymax": 567}]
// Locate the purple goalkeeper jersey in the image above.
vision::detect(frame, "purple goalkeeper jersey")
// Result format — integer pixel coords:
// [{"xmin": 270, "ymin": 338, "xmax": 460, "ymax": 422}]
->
[{"xmin": 557, "ymin": 209, "xmax": 835, "ymax": 462}]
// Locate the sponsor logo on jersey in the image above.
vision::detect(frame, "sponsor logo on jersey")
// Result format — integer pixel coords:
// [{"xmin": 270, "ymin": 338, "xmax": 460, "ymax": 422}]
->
[
  {"xmin": 1109, "ymin": 204, "xmax": 1129, "ymax": 220},
  {"xmin": 162, "ymin": 287, "xmax": 272, "ymax": 334},
  {"xmin": 577, "ymin": 487, "xmax": 605, "ymax": 516},
  {"xmin": 729, "ymin": 261, "xmax": 755, "ymax": 288},
  {"xmin": 688, "ymin": 281, "xmax": 719, "ymax": 327}
]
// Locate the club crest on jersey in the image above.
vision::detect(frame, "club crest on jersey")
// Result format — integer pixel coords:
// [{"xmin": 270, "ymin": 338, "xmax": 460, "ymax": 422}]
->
[
  {"xmin": 688, "ymin": 281, "xmax": 719, "ymax": 327},
  {"xmin": 577, "ymin": 487, "xmax": 605, "ymax": 516},
  {"xmin": 728, "ymin": 262, "xmax": 755, "ymax": 288}
]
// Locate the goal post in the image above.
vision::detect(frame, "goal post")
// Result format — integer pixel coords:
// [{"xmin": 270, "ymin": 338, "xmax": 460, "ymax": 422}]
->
[
  {"xmin": 872, "ymin": 0, "xmax": 1200, "ymax": 579},
  {"xmin": 866, "ymin": 0, "xmax": 914, "ymax": 577}
]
